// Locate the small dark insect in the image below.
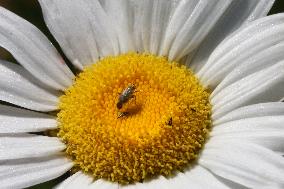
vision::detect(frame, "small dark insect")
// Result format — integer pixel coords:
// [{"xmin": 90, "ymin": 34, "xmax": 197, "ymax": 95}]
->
[
  {"xmin": 117, "ymin": 111, "xmax": 129, "ymax": 119},
  {"xmin": 117, "ymin": 84, "xmax": 136, "ymax": 109},
  {"xmin": 191, "ymin": 108, "xmax": 196, "ymax": 112},
  {"xmin": 167, "ymin": 117, "xmax": 173, "ymax": 126}
]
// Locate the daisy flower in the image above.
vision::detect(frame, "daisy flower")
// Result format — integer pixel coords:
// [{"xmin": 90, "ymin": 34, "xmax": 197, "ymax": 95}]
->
[{"xmin": 0, "ymin": 0, "xmax": 284, "ymax": 188}]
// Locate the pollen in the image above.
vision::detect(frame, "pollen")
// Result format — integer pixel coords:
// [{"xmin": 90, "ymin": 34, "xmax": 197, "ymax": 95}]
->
[{"xmin": 58, "ymin": 53, "xmax": 211, "ymax": 184}]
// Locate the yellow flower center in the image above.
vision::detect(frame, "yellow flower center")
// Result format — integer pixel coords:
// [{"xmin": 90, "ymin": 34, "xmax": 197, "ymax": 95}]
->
[{"xmin": 58, "ymin": 53, "xmax": 211, "ymax": 184}]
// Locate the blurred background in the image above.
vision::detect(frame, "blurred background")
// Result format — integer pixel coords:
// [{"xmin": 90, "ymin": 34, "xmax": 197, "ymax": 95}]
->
[{"xmin": 0, "ymin": 0, "xmax": 283, "ymax": 188}]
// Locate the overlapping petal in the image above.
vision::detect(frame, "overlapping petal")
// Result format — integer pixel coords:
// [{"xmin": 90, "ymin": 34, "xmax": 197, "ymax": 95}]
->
[
  {"xmin": 39, "ymin": 0, "xmax": 118, "ymax": 69},
  {"xmin": 211, "ymin": 116, "xmax": 284, "ymax": 153},
  {"xmin": 214, "ymin": 102, "xmax": 284, "ymax": 124},
  {"xmin": 0, "ymin": 60, "xmax": 59, "ymax": 111},
  {"xmin": 198, "ymin": 13, "xmax": 284, "ymax": 88},
  {"xmin": 211, "ymin": 61, "xmax": 284, "ymax": 119},
  {"xmin": 0, "ymin": 133, "xmax": 65, "ymax": 160},
  {"xmin": 0, "ymin": 7, "xmax": 74, "ymax": 90},
  {"xmin": 56, "ymin": 172, "xmax": 119, "ymax": 189},
  {"xmin": 161, "ymin": 0, "xmax": 232, "ymax": 61},
  {"xmin": 197, "ymin": 14, "xmax": 284, "ymax": 88},
  {"xmin": 0, "ymin": 155, "xmax": 73, "ymax": 189},
  {"xmin": 130, "ymin": 0, "xmax": 175, "ymax": 55},
  {"xmin": 0, "ymin": 104, "xmax": 57, "ymax": 133},
  {"xmin": 200, "ymin": 139, "xmax": 284, "ymax": 188},
  {"xmin": 102, "ymin": 0, "xmax": 135, "ymax": 54},
  {"xmin": 56, "ymin": 166, "xmax": 230, "ymax": 189},
  {"xmin": 189, "ymin": 0, "xmax": 275, "ymax": 71},
  {"xmin": 122, "ymin": 166, "xmax": 229, "ymax": 189},
  {"xmin": 39, "ymin": 0, "xmax": 248, "ymax": 65},
  {"xmin": 211, "ymin": 42, "xmax": 284, "ymax": 97},
  {"xmin": 55, "ymin": 171, "xmax": 93, "ymax": 189}
]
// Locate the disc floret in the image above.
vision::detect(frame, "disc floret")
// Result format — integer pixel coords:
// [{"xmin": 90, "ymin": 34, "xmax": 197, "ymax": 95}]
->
[{"xmin": 58, "ymin": 53, "xmax": 211, "ymax": 183}]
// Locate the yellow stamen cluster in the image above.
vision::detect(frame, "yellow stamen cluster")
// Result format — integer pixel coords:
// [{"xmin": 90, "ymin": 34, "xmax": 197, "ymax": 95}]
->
[{"xmin": 58, "ymin": 53, "xmax": 211, "ymax": 183}]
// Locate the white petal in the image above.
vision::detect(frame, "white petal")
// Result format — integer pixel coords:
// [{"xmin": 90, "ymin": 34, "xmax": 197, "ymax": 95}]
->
[
  {"xmin": 0, "ymin": 7, "xmax": 74, "ymax": 90},
  {"xmin": 211, "ymin": 42, "xmax": 284, "ymax": 97},
  {"xmin": 0, "ymin": 60, "xmax": 59, "ymax": 111},
  {"xmin": 39, "ymin": 0, "xmax": 118, "ymax": 69},
  {"xmin": 56, "ymin": 172, "xmax": 120, "ymax": 189},
  {"xmin": 55, "ymin": 171, "xmax": 93, "ymax": 189},
  {"xmin": 146, "ymin": 0, "xmax": 173, "ymax": 55},
  {"xmin": 0, "ymin": 155, "xmax": 73, "ymax": 189},
  {"xmin": 58, "ymin": 168, "xmax": 228, "ymax": 189},
  {"xmin": 212, "ymin": 176, "xmax": 249, "ymax": 189},
  {"xmin": 161, "ymin": 175, "xmax": 192, "ymax": 189},
  {"xmin": 211, "ymin": 61, "xmax": 284, "ymax": 119},
  {"xmin": 182, "ymin": 166, "xmax": 230, "ymax": 189},
  {"xmin": 56, "ymin": 172, "xmax": 121, "ymax": 189},
  {"xmin": 200, "ymin": 139, "xmax": 284, "ymax": 188},
  {"xmin": 0, "ymin": 133, "xmax": 65, "ymax": 160},
  {"xmin": 214, "ymin": 102, "xmax": 284, "ymax": 125},
  {"xmin": 0, "ymin": 104, "xmax": 57, "ymax": 133},
  {"xmin": 212, "ymin": 116, "xmax": 284, "ymax": 133},
  {"xmin": 215, "ymin": 132, "xmax": 284, "ymax": 155},
  {"xmin": 102, "ymin": 0, "xmax": 134, "ymax": 54},
  {"xmin": 136, "ymin": 0, "xmax": 175, "ymax": 55},
  {"xmin": 211, "ymin": 116, "xmax": 284, "ymax": 152},
  {"xmin": 121, "ymin": 176, "xmax": 172, "ymax": 189},
  {"xmin": 197, "ymin": 13, "xmax": 284, "ymax": 88},
  {"xmin": 189, "ymin": 0, "xmax": 275, "ymax": 72},
  {"xmin": 89, "ymin": 179, "xmax": 118, "ymax": 189},
  {"xmin": 122, "ymin": 166, "xmax": 229, "ymax": 189},
  {"xmin": 130, "ymin": 0, "xmax": 176, "ymax": 54},
  {"xmin": 162, "ymin": 0, "xmax": 232, "ymax": 61}
]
